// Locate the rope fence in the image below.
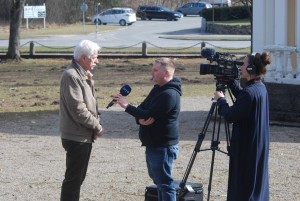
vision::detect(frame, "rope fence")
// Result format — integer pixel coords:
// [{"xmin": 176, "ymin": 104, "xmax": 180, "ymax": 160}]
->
[{"xmin": 16, "ymin": 40, "xmax": 250, "ymax": 57}]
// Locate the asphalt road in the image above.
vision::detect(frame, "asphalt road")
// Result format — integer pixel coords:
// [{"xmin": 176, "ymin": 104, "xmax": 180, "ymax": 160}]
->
[{"xmin": 0, "ymin": 17, "xmax": 250, "ymax": 49}]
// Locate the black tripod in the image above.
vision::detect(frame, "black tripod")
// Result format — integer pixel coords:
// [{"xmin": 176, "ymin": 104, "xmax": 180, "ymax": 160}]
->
[{"xmin": 178, "ymin": 87, "xmax": 233, "ymax": 201}]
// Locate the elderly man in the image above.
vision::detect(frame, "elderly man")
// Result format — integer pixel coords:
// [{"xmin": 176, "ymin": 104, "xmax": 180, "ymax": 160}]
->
[{"xmin": 59, "ymin": 40, "xmax": 104, "ymax": 201}]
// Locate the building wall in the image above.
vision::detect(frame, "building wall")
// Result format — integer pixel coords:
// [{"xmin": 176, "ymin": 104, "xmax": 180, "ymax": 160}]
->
[
  {"xmin": 288, "ymin": 0, "xmax": 297, "ymax": 67},
  {"xmin": 252, "ymin": 0, "xmax": 300, "ymax": 122},
  {"xmin": 253, "ymin": 0, "xmax": 299, "ymax": 85}
]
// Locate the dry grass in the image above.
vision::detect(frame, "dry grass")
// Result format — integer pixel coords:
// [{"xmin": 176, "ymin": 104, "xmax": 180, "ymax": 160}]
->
[{"xmin": 0, "ymin": 57, "xmax": 216, "ymax": 114}]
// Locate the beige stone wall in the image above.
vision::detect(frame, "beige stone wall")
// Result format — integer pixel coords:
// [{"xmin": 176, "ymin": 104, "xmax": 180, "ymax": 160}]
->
[{"xmin": 206, "ymin": 22, "xmax": 251, "ymax": 35}]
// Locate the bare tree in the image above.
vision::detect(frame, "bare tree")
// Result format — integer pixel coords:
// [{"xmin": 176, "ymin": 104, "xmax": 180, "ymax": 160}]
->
[
  {"xmin": 237, "ymin": 0, "xmax": 252, "ymax": 17},
  {"xmin": 6, "ymin": 0, "xmax": 25, "ymax": 60},
  {"xmin": 0, "ymin": 0, "xmax": 193, "ymax": 24},
  {"xmin": 0, "ymin": 0, "xmax": 13, "ymax": 22}
]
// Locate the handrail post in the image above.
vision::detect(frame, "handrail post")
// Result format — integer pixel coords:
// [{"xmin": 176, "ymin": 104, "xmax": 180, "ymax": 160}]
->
[
  {"xmin": 30, "ymin": 41, "xmax": 35, "ymax": 56},
  {"xmin": 142, "ymin": 41, "xmax": 147, "ymax": 57}
]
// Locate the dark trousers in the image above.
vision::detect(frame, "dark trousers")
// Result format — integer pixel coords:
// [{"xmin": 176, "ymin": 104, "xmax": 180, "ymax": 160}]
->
[{"xmin": 60, "ymin": 139, "xmax": 92, "ymax": 201}]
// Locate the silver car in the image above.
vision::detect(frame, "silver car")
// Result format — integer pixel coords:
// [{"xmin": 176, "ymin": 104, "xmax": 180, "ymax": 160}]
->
[
  {"xmin": 92, "ymin": 7, "xmax": 136, "ymax": 26},
  {"xmin": 175, "ymin": 2, "xmax": 212, "ymax": 16}
]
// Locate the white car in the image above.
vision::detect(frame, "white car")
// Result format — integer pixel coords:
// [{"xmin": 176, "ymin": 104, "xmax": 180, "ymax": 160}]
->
[{"xmin": 92, "ymin": 7, "xmax": 136, "ymax": 26}]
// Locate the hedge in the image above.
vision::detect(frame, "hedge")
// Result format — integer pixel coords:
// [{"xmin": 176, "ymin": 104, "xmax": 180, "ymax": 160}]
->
[{"xmin": 202, "ymin": 6, "xmax": 251, "ymax": 21}]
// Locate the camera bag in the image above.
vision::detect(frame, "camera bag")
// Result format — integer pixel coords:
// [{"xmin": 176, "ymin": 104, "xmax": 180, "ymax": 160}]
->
[{"xmin": 145, "ymin": 179, "xmax": 203, "ymax": 201}]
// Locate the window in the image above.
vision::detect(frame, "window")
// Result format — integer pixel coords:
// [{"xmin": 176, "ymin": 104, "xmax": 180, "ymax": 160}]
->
[
  {"xmin": 103, "ymin": 10, "xmax": 113, "ymax": 15},
  {"xmin": 112, "ymin": 9, "xmax": 121, "ymax": 14},
  {"xmin": 199, "ymin": 3, "xmax": 205, "ymax": 8},
  {"xmin": 138, "ymin": 6, "xmax": 145, "ymax": 11},
  {"xmin": 125, "ymin": 9, "xmax": 133, "ymax": 13}
]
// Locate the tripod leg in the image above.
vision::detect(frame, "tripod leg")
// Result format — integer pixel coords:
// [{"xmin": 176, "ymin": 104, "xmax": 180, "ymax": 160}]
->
[
  {"xmin": 224, "ymin": 121, "xmax": 231, "ymax": 154},
  {"xmin": 206, "ymin": 108, "xmax": 222, "ymax": 201},
  {"xmin": 207, "ymin": 150, "xmax": 216, "ymax": 201},
  {"xmin": 178, "ymin": 101, "xmax": 217, "ymax": 199},
  {"xmin": 207, "ymin": 107, "xmax": 232, "ymax": 201}
]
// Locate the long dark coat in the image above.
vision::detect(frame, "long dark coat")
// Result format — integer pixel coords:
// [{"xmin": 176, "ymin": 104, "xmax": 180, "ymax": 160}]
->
[{"xmin": 217, "ymin": 79, "xmax": 269, "ymax": 201}]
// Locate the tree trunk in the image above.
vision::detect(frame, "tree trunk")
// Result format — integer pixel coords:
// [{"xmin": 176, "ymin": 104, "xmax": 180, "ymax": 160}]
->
[{"xmin": 6, "ymin": 0, "xmax": 24, "ymax": 60}]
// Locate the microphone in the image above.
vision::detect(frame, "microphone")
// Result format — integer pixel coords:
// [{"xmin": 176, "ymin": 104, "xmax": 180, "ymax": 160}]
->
[
  {"xmin": 106, "ymin": 84, "xmax": 131, "ymax": 109},
  {"xmin": 201, "ymin": 48, "xmax": 216, "ymax": 59}
]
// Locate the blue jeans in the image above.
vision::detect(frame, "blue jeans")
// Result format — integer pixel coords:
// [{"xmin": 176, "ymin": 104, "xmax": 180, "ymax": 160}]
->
[{"xmin": 146, "ymin": 145, "xmax": 179, "ymax": 201}]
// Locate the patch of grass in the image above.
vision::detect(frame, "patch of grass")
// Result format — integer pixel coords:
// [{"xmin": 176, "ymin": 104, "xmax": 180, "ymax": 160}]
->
[
  {"xmin": 0, "ymin": 58, "xmax": 217, "ymax": 114},
  {"xmin": 0, "ymin": 23, "xmax": 121, "ymax": 39}
]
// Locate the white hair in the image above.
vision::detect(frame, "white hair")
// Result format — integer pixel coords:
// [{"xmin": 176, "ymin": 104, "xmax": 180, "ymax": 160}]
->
[{"xmin": 73, "ymin": 40, "xmax": 101, "ymax": 61}]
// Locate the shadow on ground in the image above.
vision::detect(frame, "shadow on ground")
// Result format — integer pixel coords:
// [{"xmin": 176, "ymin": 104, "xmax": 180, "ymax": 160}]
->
[{"xmin": 0, "ymin": 110, "xmax": 299, "ymax": 143}]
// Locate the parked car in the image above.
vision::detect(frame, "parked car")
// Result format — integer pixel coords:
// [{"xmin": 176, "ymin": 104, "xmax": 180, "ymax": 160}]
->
[
  {"xmin": 136, "ymin": 5, "xmax": 183, "ymax": 21},
  {"xmin": 206, "ymin": 0, "xmax": 231, "ymax": 7},
  {"xmin": 91, "ymin": 7, "xmax": 136, "ymax": 26},
  {"xmin": 175, "ymin": 2, "xmax": 212, "ymax": 16}
]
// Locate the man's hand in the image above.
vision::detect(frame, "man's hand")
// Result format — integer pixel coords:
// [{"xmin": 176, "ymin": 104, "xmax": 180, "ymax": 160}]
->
[
  {"xmin": 139, "ymin": 117, "xmax": 155, "ymax": 125},
  {"xmin": 93, "ymin": 127, "xmax": 104, "ymax": 141},
  {"xmin": 114, "ymin": 94, "xmax": 129, "ymax": 109}
]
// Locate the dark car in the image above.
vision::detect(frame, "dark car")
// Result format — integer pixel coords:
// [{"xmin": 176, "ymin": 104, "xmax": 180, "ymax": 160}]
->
[{"xmin": 136, "ymin": 5, "xmax": 183, "ymax": 21}]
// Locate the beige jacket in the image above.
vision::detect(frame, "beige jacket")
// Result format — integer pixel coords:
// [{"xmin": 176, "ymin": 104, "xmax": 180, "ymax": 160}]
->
[{"xmin": 59, "ymin": 61, "xmax": 102, "ymax": 143}]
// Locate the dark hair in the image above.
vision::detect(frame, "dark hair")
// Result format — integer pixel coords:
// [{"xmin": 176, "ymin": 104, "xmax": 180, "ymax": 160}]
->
[
  {"xmin": 248, "ymin": 52, "xmax": 272, "ymax": 76},
  {"xmin": 259, "ymin": 52, "xmax": 272, "ymax": 75}
]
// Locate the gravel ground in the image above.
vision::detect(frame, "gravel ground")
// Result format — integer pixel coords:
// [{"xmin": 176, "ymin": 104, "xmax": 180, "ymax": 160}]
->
[{"xmin": 0, "ymin": 96, "xmax": 299, "ymax": 201}]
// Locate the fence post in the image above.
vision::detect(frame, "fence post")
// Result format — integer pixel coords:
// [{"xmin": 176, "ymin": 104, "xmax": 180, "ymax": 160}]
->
[
  {"xmin": 30, "ymin": 41, "xmax": 35, "ymax": 56},
  {"xmin": 142, "ymin": 41, "xmax": 147, "ymax": 57},
  {"xmin": 201, "ymin": 18, "xmax": 206, "ymax": 33}
]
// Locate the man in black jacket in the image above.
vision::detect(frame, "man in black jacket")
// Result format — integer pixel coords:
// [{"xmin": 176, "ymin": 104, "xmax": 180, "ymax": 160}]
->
[{"xmin": 114, "ymin": 58, "xmax": 182, "ymax": 201}]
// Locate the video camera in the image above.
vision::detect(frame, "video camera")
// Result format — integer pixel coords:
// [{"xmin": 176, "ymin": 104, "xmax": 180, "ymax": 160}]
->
[{"xmin": 200, "ymin": 48, "xmax": 243, "ymax": 91}]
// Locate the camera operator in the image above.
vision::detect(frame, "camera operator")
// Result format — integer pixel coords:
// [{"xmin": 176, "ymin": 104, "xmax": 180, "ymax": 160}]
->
[{"xmin": 214, "ymin": 52, "xmax": 272, "ymax": 201}]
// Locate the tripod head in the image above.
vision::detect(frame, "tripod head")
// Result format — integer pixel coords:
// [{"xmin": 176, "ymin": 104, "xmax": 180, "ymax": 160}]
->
[
  {"xmin": 216, "ymin": 80, "xmax": 227, "ymax": 92},
  {"xmin": 215, "ymin": 79, "xmax": 236, "ymax": 104}
]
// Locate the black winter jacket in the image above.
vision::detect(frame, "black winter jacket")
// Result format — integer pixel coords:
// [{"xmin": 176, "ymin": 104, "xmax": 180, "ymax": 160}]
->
[{"xmin": 125, "ymin": 77, "xmax": 182, "ymax": 147}]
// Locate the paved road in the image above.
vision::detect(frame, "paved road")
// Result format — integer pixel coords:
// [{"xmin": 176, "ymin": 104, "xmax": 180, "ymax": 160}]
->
[{"xmin": 0, "ymin": 17, "xmax": 250, "ymax": 49}]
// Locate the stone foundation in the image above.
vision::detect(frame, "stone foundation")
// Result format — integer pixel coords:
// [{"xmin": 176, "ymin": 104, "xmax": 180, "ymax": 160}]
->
[
  {"xmin": 206, "ymin": 22, "xmax": 251, "ymax": 35},
  {"xmin": 265, "ymin": 82, "xmax": 300, "ymax": 123}
]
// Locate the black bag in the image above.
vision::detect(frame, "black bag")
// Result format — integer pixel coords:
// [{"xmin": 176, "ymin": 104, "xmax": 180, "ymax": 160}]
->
[{"xmin": 145, "ymin": 179, "xmax": 203, "ymax": 201}]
